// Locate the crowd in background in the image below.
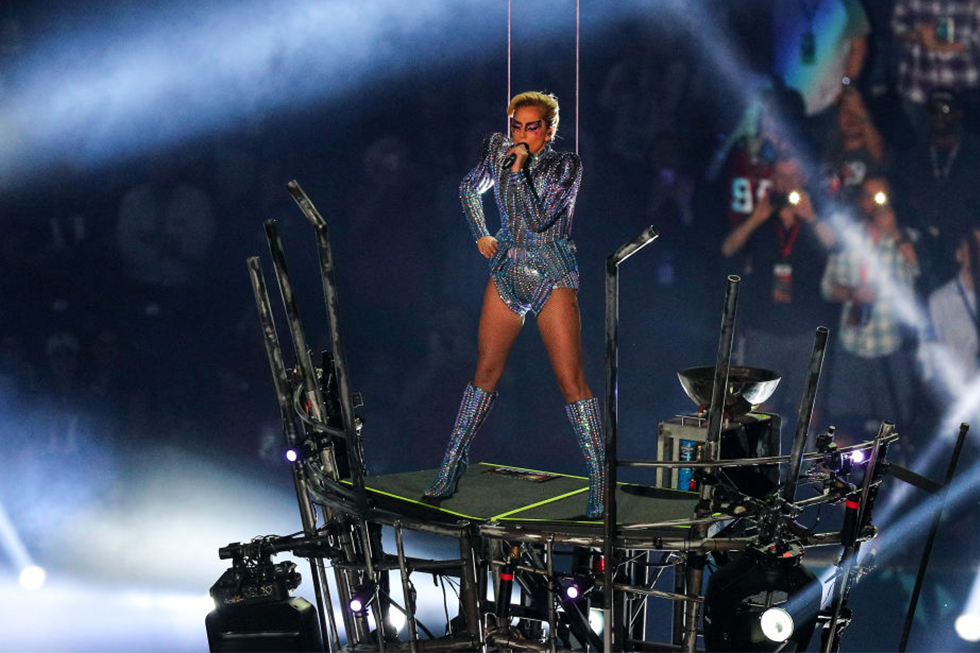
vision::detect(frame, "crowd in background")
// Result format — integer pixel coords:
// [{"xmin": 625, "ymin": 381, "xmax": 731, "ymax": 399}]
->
[
  {"xmin": 715, "ymin": 0, "xmax": 980, "ymax": 469},
  {"xmin": 0, "ymin": 0, "xmax": 979, "ymax": 505}
]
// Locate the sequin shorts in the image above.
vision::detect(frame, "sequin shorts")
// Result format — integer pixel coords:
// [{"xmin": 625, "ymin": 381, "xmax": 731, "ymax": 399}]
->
[{"xmin": 490, "ymin": 245, "xmax": 578, "ymax": 317}]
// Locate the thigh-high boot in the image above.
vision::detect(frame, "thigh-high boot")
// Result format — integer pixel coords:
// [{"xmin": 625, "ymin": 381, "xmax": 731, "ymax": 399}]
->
[
  {"xmin": 424, "ymin": 383, "xmax": 497, "ymax": 499},
  {"xmin": 564, "ymin": 397, "xmax": 605, "ymax": 518}
]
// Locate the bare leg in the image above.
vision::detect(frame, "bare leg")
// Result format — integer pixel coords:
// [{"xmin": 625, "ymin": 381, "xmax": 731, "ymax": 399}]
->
[
  {"xmin": 423, "ymin": 280, "xmax": 523, "ymax": 499},
  {"xmin": 537, "ymin": 288, "xmax": 592, "ymax": 402},
  {"xmin": 473, "ymin": 279, "xmax": 524, "ymax": 391},
  {"xmin": 539, "ymin": 288, "xmax": 604, "ymax": 518}
]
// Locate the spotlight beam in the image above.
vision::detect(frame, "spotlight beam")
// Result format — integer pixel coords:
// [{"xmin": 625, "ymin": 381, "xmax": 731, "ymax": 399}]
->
[
  {"xmin": 5, "ymin": 0, "xmax": 693, "ymax": 187},
  {"xmin": 829, "ymin": 450, "xmax": 980, "ymax": 633},
  {"xmin": 2, "ymin": 0, "xmax": 511, "ymax": 184},
  {"xmin": 818, "ymin": 204, "xmax": 979, "ymax": 528},
  {"xmin": 898, "ymin": 422, "xmax": 970, "ymax": 652},
  {"xmin": 683, "ymin": 0, "xmax": 980, "ymax": 542},
  {"xmin": 0, "ymin": 499, "xmax": 34, "ymax": 570}
]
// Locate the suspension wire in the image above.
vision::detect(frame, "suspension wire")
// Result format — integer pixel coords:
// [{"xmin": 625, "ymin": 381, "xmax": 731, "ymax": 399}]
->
[
  {"xmin": 507, "ymin": 0, "xmax": 581, "ymax": 154},
  {"xmin": 576, "ymin": 0, "xmax": 580, "ymax": 154},
  {"xmin": 507, "ymin": 0, "xmax": 512, "ymax": 121}
]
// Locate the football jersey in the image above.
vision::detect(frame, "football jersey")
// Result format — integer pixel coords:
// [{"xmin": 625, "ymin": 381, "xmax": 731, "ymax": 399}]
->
[{"xmin": 721, "ymin": 142, "xmax": 774, "ymax": 229}]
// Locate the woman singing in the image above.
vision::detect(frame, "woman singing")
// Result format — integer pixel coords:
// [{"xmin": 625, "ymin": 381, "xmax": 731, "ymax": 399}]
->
[{"xmin": 423, "ymin": 91, "xmax": 604, "ymax": 518}]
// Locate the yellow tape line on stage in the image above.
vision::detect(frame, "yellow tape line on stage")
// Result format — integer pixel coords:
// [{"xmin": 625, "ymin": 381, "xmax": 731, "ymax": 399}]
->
[
  {"xmin": 490, "ymin": 487, "xmax": 589, "ymax": 521},
  {"xmin": 351, "ymin": 483, "xmax": 487, "ymax": 520}
]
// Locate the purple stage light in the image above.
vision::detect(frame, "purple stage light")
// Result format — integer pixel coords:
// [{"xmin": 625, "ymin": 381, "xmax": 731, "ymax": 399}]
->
[
  {"xmin": 558, "ymin": 576, "xmax": 592, "ymax": 602},
  {"xmin": 348, "ymin": 583, "xmax": 375, "ymax": 614}
]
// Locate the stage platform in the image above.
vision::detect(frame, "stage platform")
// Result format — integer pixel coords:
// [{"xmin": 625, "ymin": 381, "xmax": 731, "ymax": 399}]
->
[{"xmin": 356, "ymin": 462, "xmax": 701, "ymax": 528}]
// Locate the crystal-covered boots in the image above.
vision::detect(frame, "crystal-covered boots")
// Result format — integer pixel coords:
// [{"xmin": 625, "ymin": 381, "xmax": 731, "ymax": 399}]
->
[
  {"xmin": 423, "ymin": 383, "xmax": 497, "ymax": 499},
  {"xmin": 564, "ymin": 397, "xmax": 605, "ymax": 518}
]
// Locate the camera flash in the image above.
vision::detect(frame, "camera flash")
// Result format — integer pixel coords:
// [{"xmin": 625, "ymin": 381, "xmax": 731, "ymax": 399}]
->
[
  {"xmin": 874, "ymin": 191, "xmax": 888, "ymax": 206},
  {"xmin": 788, "ymin": 191, "xmax": 801, "ymax": 206}
]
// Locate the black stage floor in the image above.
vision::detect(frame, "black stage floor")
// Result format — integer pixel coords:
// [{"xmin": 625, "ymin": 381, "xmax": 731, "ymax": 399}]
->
[{"xmin": 358, "ymin": 462, "xmax": 701, "ymax": 526}]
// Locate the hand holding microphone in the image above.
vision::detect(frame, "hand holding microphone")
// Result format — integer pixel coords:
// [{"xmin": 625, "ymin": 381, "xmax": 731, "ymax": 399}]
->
[{"xmin": 502, "ymin": 142, "xmax": 531, "ymax": 172}]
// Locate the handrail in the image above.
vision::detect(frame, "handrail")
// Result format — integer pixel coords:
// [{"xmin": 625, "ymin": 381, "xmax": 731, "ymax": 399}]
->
[{"xmin": 603, "ymin": 225, "xmax": 659, "ymax": 653}]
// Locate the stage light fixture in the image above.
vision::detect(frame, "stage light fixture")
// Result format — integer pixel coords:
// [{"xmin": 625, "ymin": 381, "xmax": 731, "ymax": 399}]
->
[
  {"xmin": 849, "ymin": 449, "xmax": 866, "ymax": 465},
  {"xmin": 953, "ymin": 567, "xmax": 980, "ymax": 643},
  {"xmin": 955, "ymin": 613, "xmax": 980, "ymax": 642},
  {"xmin": 18, "ymin": 565, "xmax": 46, "ymax": 591},
  {"xmin": 588, "ymin": 608, "xmax": 604, "ymax": 635},
  {"xmin": 557, "ymin": 575, "xmax": 593, "ymax": 602},
  {"xmin": 388, "ymin": 609, "xmax": 407, "ymax": 633},
  {"xmin": 285, "ymin": 448, "xmax": 299, "ymax": 463},
  {"xmin": 759, "ymin": 606, "xmax": 793, "ymax": 642},
  {"xmin": 703, "ymin": 544, "xmax": 820, "ymax": 652},
  {"xmin": 348, "ymin": 582, "xmax": 377, "ymax": 614}
]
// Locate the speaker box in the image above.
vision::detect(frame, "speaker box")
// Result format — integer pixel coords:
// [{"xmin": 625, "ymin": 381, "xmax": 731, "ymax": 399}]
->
[{"xmin": 205, "ymin": 596, "xmax": 324, "ymax": 652}]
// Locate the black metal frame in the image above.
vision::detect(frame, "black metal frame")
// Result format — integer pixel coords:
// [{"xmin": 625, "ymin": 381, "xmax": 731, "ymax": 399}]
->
[
  {"xmin": 602, "ymin": 225, "xmax": 659, "ymax": 652},
  {"xmin": 219, "ymin": 189, "xmax": 924, "ymax": 653}
]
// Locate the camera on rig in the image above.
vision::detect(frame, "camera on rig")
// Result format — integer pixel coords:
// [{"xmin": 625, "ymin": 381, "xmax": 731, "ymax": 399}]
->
[
  {"xmin": 210, "ymin": 539, "xmax": 302, "ymax": 607},
  {"xmin": 308, "ymin": 350, "xmax": 366, "ymax": 477},
  {"xmin": 317, "ymin": 350, "xmax": 364, "ymax": 426},
  {"xmin": 206, "ymin": 537, "xmax": 323, "ymax": 651},
  {"xmin": 285, "ymin": 350, "xmax": 366, "ymax": 477},
  {"xmin": 814, "ymin": 425, "xmax": 853, "ymax": 477}
]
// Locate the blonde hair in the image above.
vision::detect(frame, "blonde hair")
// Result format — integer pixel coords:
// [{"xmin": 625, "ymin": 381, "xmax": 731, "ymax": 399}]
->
[{"xmin": 507, "ymin": 91, "xmax": 560, "ymax": 136}]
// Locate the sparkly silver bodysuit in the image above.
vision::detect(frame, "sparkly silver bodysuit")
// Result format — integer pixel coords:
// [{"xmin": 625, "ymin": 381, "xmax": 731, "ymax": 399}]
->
[{"xmin": 460, "ymin": 132, "xmax": 583, "ymax": 316}]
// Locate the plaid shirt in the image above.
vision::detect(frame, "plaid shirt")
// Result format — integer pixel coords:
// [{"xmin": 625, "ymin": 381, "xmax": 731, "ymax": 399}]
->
[
  {"xmin": 821, "ymin": 230, "xmax": 920, "ymax": 358},
  {"xmin": 893, "ymin": 0, "xmax": 980, "ymax": 102}
]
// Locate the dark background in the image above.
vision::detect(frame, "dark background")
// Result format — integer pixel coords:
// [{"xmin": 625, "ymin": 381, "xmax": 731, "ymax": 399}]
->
[{"xmin": 0, "ymin": 0, "xmax": 976, "ymax": 650}]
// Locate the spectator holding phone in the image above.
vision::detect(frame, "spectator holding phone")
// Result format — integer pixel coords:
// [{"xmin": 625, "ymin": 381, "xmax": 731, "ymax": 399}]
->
[
  {"xmin": 821, "ymin": 175, "xmax": 920, "ymax": 437},
  {"xmin": 721, "ymin": 153, "xmax": 836, "ymax": 432}
]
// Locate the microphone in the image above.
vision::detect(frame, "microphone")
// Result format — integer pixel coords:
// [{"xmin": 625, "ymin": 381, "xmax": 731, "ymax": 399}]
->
[{"xmin": 501, "ymin": 143, "xmax": 529, "ymax": 171}]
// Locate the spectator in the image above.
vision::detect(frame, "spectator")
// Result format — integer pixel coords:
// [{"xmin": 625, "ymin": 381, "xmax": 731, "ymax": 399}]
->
[
  {"xmin": 864, "ymin": 0, "xmax": 902, "ymax": 97},
  {"xmin": 115, "ymin": 152, "xmax": 217, "ymax": 435},
  {"xmin": 37, "ymin": 331, "xmax": 87, "ymax": 454},
  {"xmin": 644, "ymin": 133, "xmax": 720, "ymax": 414},
  {"xmin": 0, "ymin": 331, "xmax": 38, "ymax": 414},
  {"xmin": 821, "ymin": 89, "xmax": 888, "ymax": 205},
  {"xmin": 924, "ymin": 228, "xmax": 980, "ymax": 390},
  {"xmin": 822, "ymin": 175, "xmax": 920, "ymax": 436},
  {"xmin": 721, "ymin": 153, "xmax": 836, "ymax": 429},
  {"xmin": 647, "ymin": 132, "xmax": 697, "ymax": 235},
  {"xmin": 861, "ymin": 0, "xmax": 911, "ymax": 147},
  {"xmin": 599, "ymin": 25, "xmax": 693, "ymax": 167},
  {"xmin": 344, "ymin": 134, "xmax": 431, "ymax": 361},
  {"xmin": 771, "ymin": 0, "xmax": 871, "ymax": 144},
  {"xmin": 116, "ymin": 156, "xmax": 216, "ymax": 290},
  {"xmin": 0, "ymin": 220, "xmax": 44, "ymax": 348},
  {"xmin": 895, "ymin": 88, "xmax": 980, "ymax": 292},
  {"xmin": 892, "ymin": 0, "xmax": 980, "ymax": 141},
  {"xmin": 710, "ymin": 82, "xmax": 807, "ymax": 231},
  {"xmin": 86, "ymin": 327, "xmax": 130, "ymax": 432}
]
